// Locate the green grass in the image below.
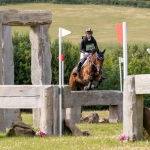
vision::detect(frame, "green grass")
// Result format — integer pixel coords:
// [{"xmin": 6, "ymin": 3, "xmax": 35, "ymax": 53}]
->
[
  {"xmin": 0, "ymin": 3, "xmax": 150, "ymax": 49},
  {"xmin": 0, "ymin": 111, "xmax": 150, "ymax": 150}
]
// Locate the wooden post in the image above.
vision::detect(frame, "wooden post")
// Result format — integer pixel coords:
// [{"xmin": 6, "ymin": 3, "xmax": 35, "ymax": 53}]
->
[
  {"xmin": 123, "ymin": 75, "xmax": 143, "ymax": 140},
  {"xmin": 30, "ymin": 24, "xmax": 52, "ymax": 127},
  {"xmin": 52, "ymin": 86, "xmax": 59, "ymax": 135},
  {"xmin": 62, "ymin": 86, "xmax": 71, "ymax": 133},
  {"xmin": 109, "ymin": 104, "xmax": 123, "ymax": 123},
  {"xmin": 66, "ymin": 106, "xmax": 81, "ymax": 123},
  {"xmin": 0, "ymin": 10, "xmax": 52, "ymax": 131},
  {"xmin": 40, "ymin": 86, "xmax": 53, "ymax": 135},
  {"xmin": 0, "ymin": 16, "xmax": 6, "ymax": 132},
  {"xmin": 2, "ymin": 25, "xmax": 15, "ymax": 128},
  {"xmin": 63, "ymin": 90, "xmax": 123, "ymax": 124}
]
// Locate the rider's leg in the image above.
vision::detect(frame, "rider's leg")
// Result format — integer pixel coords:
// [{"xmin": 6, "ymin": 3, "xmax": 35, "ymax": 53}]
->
[{"xmin": 72, "ymin": 55, "xmax": 87, "ymax": 76}]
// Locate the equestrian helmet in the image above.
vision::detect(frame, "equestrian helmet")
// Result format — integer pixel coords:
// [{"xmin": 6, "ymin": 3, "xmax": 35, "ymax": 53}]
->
[{"xmin": 85, "ymin": 28, "xmax": 93, "ymax": 34}]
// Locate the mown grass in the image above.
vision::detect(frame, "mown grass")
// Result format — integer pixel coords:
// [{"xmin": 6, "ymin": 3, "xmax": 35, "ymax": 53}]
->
[
  {"xmin": 0, "ymin": 111, "xmax": 150, "ymax": 150},
  {"xmin": 0, "ymin": 3, "xmax": 150, "ymax": 49}
]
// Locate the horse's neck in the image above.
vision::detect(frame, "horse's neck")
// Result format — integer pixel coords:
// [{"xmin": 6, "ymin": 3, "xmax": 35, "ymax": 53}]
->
[
  {"xmin": 82, "ymin": 53, "xmax": 96, "ymax": 67},
  {"xmin": 91, "ymin": 52, "xmax": 97, "ymax": 64}
]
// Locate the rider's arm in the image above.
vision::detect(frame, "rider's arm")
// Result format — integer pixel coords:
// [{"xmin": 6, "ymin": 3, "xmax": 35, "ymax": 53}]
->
[
  {"xmin": 80, "ymin": 39, "xmax": 85, "ymax": 52},
  {"xmin": 93, "ymin": 37, "xmax": 99, "ymax": 50}
]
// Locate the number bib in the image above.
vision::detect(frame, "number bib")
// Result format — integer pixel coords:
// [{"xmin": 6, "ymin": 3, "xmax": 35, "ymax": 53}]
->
[{"xmin": 86, "ymin": 43, "xmax": 95, "ymax": 52}]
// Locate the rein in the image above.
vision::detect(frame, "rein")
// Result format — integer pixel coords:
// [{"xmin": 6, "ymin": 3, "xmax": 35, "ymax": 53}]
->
[{"xmin": 81, "ymin": 52, "xmax": 103, "ymax": 74}]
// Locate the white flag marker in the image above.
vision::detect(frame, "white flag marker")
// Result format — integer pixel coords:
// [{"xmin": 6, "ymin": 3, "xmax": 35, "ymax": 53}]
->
[
  {"xmin": 123, "ymin": 22, "xmax": 128, "ymax": 78},
  {"xmin": 59, "ymin": 28, "xmax": 71, "ymax": 37}
]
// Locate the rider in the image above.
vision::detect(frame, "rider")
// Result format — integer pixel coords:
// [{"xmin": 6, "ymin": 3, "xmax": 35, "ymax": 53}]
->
[{"xmin": 72, "ymin": 28, "xmax": 99, "ymax": 76}]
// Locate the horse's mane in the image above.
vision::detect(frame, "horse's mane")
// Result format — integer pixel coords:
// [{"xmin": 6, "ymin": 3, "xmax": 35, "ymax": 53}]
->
[
  {"xmin": 91, "ymin": 48, "xmax": 98, "ymax": 56},
  {"xmin": 90, "ymin": 48, "xmax": 105, "ymax": 60}
]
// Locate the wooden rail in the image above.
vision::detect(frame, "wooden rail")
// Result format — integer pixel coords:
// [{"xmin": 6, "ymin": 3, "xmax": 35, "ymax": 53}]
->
[
  {"xmin": 62, "ymin": 86, "xmax": 123, "ymax": 124},
  {"xmin": 123, "ymin": 74, "xmax": 150, "ymax": 140}
]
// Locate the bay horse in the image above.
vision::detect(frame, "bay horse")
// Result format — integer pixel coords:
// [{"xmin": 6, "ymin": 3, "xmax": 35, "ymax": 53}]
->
[{"xmin": 69, "ymin": 48, "xmax": 106, "ymax": 91}]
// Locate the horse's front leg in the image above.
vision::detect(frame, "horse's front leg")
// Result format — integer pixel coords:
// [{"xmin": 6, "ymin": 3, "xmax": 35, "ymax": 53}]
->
[
  {"xmin": 84, "ymin": 81, "xmax": 93, "ymax": 91},
  {"xmin": 84, "ymin": 76, "xmax": 94, "ymax": 90},
  {"xmin": 93, "ymin": 76, "xmax": 106, "ymax": 89}
]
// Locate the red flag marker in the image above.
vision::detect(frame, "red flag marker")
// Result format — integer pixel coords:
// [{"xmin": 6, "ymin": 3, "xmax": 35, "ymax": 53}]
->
[
  {"xmin": 57, "ymin": 54, "xmax": 65, "ymax": 61},
  {"xmin": 116, "ymin": 24, "xmax": 123, "ymax": 44}
]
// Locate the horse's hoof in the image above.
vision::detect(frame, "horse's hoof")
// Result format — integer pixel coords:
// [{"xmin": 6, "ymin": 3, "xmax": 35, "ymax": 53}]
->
[
  {"xmin": 91, "ymin": 84, "xmax": 95, "ymax": 89},
  {"xmin": 84, "ymin": 86, "xmax": 89, "ymax": 91}
]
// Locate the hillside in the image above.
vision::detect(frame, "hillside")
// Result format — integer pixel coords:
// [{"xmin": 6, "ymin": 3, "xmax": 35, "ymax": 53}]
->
[{"xmin": 0, "ymin": 3, "xmax": 150, "ymax": 48}]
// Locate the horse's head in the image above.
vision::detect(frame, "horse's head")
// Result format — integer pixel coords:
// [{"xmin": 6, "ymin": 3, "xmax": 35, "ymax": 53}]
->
[{"xmin": 92, "ymin": 49, "xmax": 106, "ymax": 74}]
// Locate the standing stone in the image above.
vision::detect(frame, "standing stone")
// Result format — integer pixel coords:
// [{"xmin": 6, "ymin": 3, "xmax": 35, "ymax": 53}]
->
[
  {"xmin": 0, "ymin": 17, "xmax": 6, "ymax": 132},
  {"xmin": 30, "ymin": 24, "xmax": 51, "ymax": 127},
  {"xmin": 2, "ymin": 25, "xmax": 15, "ymax": 128},
  {"xmin": 123, "ymin": 75, "xmax": 143, "ymax": 140}
]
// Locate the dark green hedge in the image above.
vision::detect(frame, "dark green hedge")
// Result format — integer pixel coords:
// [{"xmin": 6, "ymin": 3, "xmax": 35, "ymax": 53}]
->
[
  {"xmin": 1, "ymin": 0, "xmax": 150, "ymax": 8},
  {"xmin": 13, "ymin": 32, "xmax": 150, "ymax": 109}
]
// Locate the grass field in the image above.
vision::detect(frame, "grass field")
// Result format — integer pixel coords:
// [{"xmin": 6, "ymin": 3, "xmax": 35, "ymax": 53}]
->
[
  {"xmin": 0, "ymin": 3, "xmax": 150, "ymax": 49},
  {"xmin": 0, "ymin": 111, "xmax": 150, "ymax": 150}
]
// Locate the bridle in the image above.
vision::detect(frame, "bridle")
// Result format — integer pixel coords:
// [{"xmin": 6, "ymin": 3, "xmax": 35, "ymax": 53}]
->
[
  {"xmin": 88, "ymin": 52, "xmax": 104, "ymax": 74},
  {"xmin": 81, "ymin": 49, "xmax": 105, "ymax": 75}
]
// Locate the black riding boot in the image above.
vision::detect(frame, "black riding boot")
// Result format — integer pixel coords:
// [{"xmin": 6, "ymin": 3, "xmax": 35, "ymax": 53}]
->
[{"xmin": 72, "ymin": 61, "xmax": 83, "ymax": 77}]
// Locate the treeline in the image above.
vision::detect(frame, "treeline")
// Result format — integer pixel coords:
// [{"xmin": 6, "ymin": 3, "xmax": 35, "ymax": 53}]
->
[
  {"xmin": 1, "ymin": 0, "xmax": 150, "ymax": 8},
  {"xmin": 13, "ymin": 32, "xmax": 150, "ymax": 109}
]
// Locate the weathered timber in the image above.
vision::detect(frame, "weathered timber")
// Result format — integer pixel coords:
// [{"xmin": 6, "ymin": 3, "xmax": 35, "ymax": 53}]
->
[
  {"xmin": 1, "ymin": 25, "xmax": 15, "ymax": 128},
  {"xmin": 62, "ymin": 85, "xmax": 71, "ymax": 108},
  {"xmin": 0, "ymin": 85, "xmax": 43, "ymax": 108},
  {"xmin": 30, "ymin": 24, "xmax": 51, "ymax": 85},
  {"xmin": 62, "ymin": 87, "xmax": 123, "ymax": 124},
  {"xmin": 30, "ymin": 24, "xmax": 51, "ymax": 127},
  {"xmin": 123, "ymin": 75, "xmax": 143, "ymax": 140},
  {"xmin": 143, "ymin": 106, "xmax": 150, "ymax": 136},
  {"xmin": 135, "ymin": 74, "xmax": 150, "ymax": 94},
  {"xmin": 66, "ymin": 106, "xmax": 81, "ymax": 123},
  {"xmin": 51, "ymin": 86, "xmax": 59, "ymax": 135},
  {"xmin": 2, "ymin": 25, "xmax": 14, "ymax": 85},
  {"xmin": 0, "ymin": 15, "xmax": 6, "ymax": 132},
  {"xmin": 0, "ymin": 10, "xmax": 52, "ymax": 26},
  {"xmin": 63, "ymin": 90, "xmax": 122, "ymax": 108},
  {"xmin": 109, "ymin": 105, "xmax": 122, "ymax": 123},
  {"xmin": 0, "ymin": 85, "xmax": 57, "ymax": 135},
  {"xmin": 40, "ymin": 86, "xmax": 53, "ymax": 135},
  {"xmin": 0, "ymin": 85, "xmax": 43, "ymax": 96}
]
